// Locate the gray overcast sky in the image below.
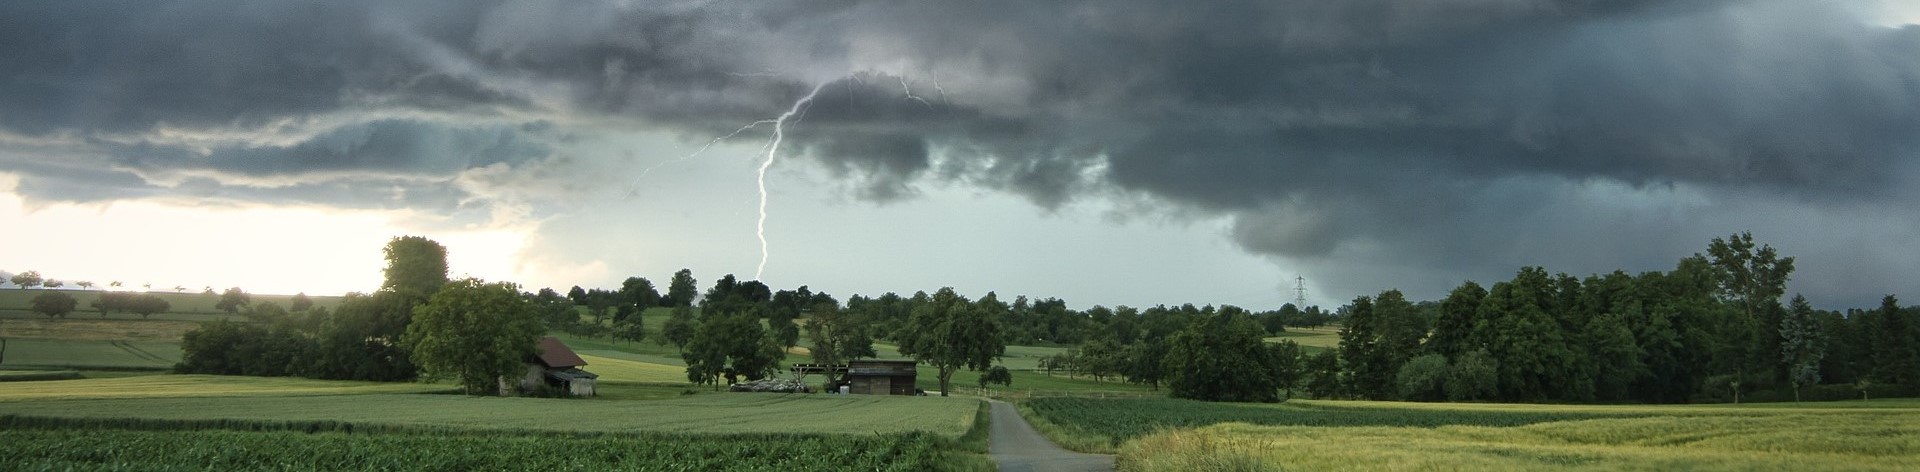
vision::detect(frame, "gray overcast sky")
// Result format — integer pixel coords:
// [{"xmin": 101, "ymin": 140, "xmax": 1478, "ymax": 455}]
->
[{"xmin": 2, "ymin": 1, "xmax": 1918, "ymax": 310}]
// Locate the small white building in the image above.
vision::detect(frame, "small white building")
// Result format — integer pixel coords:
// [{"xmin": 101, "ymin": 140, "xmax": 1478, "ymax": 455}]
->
[{"xmin": 520, "ymin": 336, "xmax": 597, "ymax": 396}]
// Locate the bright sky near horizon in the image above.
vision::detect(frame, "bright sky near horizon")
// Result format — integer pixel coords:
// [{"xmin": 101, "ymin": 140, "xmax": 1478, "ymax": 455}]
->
[{"xmin": 4, "ymin": 1, "xmax": 1920, "ymax": 310}]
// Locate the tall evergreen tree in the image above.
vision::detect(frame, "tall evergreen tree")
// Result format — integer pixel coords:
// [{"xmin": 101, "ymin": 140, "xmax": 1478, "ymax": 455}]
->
[
  {"xmin": 1872, "ymin": 295, "xmax": 1917, "ymax": 385},
  {"xmin": 1780, "ymin": 294, "xmax": 1825, "ymax": 402}
]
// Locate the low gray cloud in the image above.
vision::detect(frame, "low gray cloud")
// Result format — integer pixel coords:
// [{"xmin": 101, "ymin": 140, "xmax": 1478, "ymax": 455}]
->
[{"xmin": 1, "ymin": 0, "xmax": 1916, "ymax": 305}]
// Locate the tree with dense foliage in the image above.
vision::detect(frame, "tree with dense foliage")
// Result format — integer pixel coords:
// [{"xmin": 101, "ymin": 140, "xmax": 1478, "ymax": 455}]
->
[
  {"xmin": 619, "ymin": 276, "xmax": 661, "ymax": 313},
  {"xmin": 76, "ymin": 281, "xmax": 94, "ymax": 290},
  {"xmin": 126, "ymin": 294, "xmax": 170, "ymax": 320},
  {"xmin": 1268, "ymin": 340, "xmax": 1304, "ymax": 398},
  {"xmin": 1705, "ymin": 232, "xmax": 1795, "ymax": 391},
  {"xmin": 682, "ymin": 311, "xmax": 784, "ymax": 388},
  {"xmin": 804, "ymin": 303, "xmax": 874, "ymax": 384},
  {"xmin": 311, "ymin": 292, "xmax": 416, "ymax": 381},
  {"xmin": 403, "ymin": 278, "xmax": 544, "ymax": 396},
  {"xmin": 44, "ymin": 280, "xmax": 63, "ymax": 289},
  {"xmin": 1303, "ymin": 350, "xmax": 1343, "ymax": 399},
  {"xmin": 667, "ymin": 269, "xmax": 698, "ymax": 308},
  {"xmin": 1445, "ymin": 348, "xmax": 1499, "ymax": 401},
  {"xmin": 215, "ymin": 287, "xmax": 251, "ymax": 315},
  {"xmin": 10, "ymin": 270, "xmax": 42, "ymax": 289},
  {"xmin": 567, "ymin": 286, "xmax": 587, "ymax": 305},
  {"xmin": 981, "ymin": 365, "xmax": 1013, "ymax": 389},
  {"xmin": 1872, "ymin": 295, "xmax": 1917, "ymax": 386},
  {"xmin": 895, "ymin": 288, "xmax": 1004, "ymax": 396},
  {"xmin": 1396, "ymin": 354, "xmax": 1449, "ymax": 401},
  {"xmin": 1339, "ymin": 291, "xmax": 1426, "ymax": 400},
  {"xmin": 661, "ymin": 304, "xmax": 696, "ymax": 351},
  {"xmin": 380, "ymin": 236, "xmax": 449, "ymax": 298},
  {"xmin": 1780, "ymin": 294, "xmax": 1825, "ymax": 402},
  {"xmin": 1428, "ymin": 282, "xmax": 1486, "ymax": 359},
  {"xmin": 289, "ymin": 292, "xmax": 314, "ymax": 312},
  {"xmin": 1164, "ymin": 308, "xmax": 1280, "ymax": 402},
  {"xmin": 30, "ymin": 291, "xmax": 77, "ymax": 319},
  {"xmin": 530, "ymin": 288, "xmax": 578, "ymax": 329}
]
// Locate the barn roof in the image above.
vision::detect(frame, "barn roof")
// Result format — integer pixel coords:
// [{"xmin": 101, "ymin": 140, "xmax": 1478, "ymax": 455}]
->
[{"xmin": 533, "ymin": 336, "xmax": 588, "ymax": 368}]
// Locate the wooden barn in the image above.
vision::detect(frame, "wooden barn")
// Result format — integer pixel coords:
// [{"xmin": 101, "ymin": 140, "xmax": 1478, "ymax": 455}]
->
[
  {"xmin": 845, "ymin": 360, "xmax": 918, "ymax": 395},
  {"xmin": 519, "ymin": 336, "xmax": 598, "ymax": 396}
]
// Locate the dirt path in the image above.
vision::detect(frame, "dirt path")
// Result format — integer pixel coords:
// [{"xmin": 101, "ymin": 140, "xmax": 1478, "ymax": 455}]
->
[{"xmin": 989, "ymin": 400, "xmax": 1114, "ymax": 472}]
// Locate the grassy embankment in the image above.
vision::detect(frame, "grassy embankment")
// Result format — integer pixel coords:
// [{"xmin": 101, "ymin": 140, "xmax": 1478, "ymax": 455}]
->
[{"xmin": 1016, "ymin": 396, "xmax": 1920, "ymax": 471}]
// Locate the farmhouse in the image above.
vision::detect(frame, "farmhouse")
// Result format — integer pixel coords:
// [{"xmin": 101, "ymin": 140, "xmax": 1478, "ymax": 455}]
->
[{"xmin": 520, "ymin": 336, "xmax": 597, "ymax": 396}]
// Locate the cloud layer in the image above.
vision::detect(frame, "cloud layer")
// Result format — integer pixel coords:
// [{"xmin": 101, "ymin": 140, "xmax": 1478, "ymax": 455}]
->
[{"xmin": 2, "ymin": 0, "xmax": 1917, "ymax": 305}]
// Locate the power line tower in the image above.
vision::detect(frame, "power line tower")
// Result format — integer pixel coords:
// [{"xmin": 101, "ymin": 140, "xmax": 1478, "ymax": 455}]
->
[{"xmin": 1293, "ymin": 276, "xmax": 1308, "ymax": 309}]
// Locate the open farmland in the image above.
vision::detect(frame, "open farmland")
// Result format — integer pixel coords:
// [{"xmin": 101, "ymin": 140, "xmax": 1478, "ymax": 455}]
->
[
  {"xmin": 0, "ymin": 338, "xmax": 180, "ymax": 369},
  {"xmin": 1119, "ymin": 412, "xmax": 1920, "ymax": 471},
  {"xmin": 1017, "ymin": 396, "xmax": 1920, "ymax": 470},
  {"xmin": 0, "ymin": 375, "xmax": 980, "ymax": 437},
  {"xmin": 1, "ymin": 428, "xmax": 958, "ymax": 472},
  {"xmin": 0, "ymin": 375, "xmax": 449, "ymax": 401}
]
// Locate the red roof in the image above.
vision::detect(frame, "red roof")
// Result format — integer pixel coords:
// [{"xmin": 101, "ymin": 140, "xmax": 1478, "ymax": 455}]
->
[{"xmin": 534, "ymin": 336, "xmax": 588, "ymax": 368}]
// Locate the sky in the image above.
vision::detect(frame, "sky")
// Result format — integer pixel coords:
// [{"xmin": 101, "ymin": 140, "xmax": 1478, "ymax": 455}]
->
[{"xmin": 2, "ymin": 0, "xmax": 1918, "ymax": 310}]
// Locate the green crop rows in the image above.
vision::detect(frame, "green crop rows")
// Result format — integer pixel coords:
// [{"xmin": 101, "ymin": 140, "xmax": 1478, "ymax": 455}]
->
[{"xmin": 0, "ymin": 427, "xmax": 955, "ymax": 471}]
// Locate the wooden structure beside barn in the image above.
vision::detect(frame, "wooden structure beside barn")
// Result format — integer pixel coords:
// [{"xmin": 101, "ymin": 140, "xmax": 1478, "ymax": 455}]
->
[
  {"xmin": 520, "ymin": 336, "xmax": 597, "ymax": 396},
  {"xmin": 847, "ymin": 360, "xmax": 917, "ymax": 395}
]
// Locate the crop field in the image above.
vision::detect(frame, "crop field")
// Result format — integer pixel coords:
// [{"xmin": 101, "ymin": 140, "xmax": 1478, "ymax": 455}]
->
[
  {"xmin": 0, "ymin": 375, "xmax": 981, "ymax": 438},
  {"xmin": 0, "ymin": 338, "xmax": 180, "ymax": 369},
  {"xmin": 1117, "ymin": 412, "xmax": 1920, "ymax": 471},
  {"xmin": 1, "ymin": 427, "xmax": 966, "ymax": 472},
  {"xmin": 1021, "ymin": 396, "xmax": 1920, "ymax": 471}
]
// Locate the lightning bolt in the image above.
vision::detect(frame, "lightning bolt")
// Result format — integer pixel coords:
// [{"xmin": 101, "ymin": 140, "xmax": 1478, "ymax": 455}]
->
[
  {"xmin": 625, "ymin": 71, "xmax": 939, "ymax": 282},
  {"xmin": 754, "ymin": 81, "xmax": 830, "ymax": 281}
]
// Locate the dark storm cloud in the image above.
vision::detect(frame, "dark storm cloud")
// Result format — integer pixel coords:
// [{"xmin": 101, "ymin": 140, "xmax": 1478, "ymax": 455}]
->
[{"xmin": 2, "ymin": 0, "xmax": 1917, "ymax": 304}]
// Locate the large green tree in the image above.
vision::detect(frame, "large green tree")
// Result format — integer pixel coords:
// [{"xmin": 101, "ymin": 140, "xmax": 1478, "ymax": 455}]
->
[
  {"xmin": 30, "ymin": 291, "xmax": 77, "ymax": 319},
  {"xmin": 660, "ymin": 304, "xmax": 696, "ymax": 351},
  {"xmin": 1164, "ymin": 308, "xmax": 1280, "ymax": 402},
  {"xmin": 1872, "ymin": 295, "xmax": 1917, "ymax": 385},
  {"xmin": 803, "ymin": 304, "xmax": 875, "ymax": 384},
  {"xmin": 403, "ymin": 278, "xmax": 544, "ymax": 395},
  {"xmin": 216, "ymin": 287, "xmax": 251, "ymax": 315},
  {"xmin": 10, "ymin": 270, "xmax": 43, "ymax": 289},
  {"xmin": 1427, "ymin": 282, "xmax": 1487, "ymax": 359},
  {"xmin": 895, "ymin": 287, "xmax": 1004, "ymax": 396},
  {"xmin": 681, "ymin": 311, "xmax": 784, "ymax": 388},
  {"xmin": 380, "ymin": 236, "xmax": 449, "ymax": 298},
  {"xmin": 667, "ymin": 269, "xmax": 698, "ymax": 308}
]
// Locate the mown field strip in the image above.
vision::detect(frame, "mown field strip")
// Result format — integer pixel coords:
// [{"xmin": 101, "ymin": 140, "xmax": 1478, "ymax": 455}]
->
[
  {"xmin": 0, "ymin": 375, "xmax": 448, "ymax": 401},
  {"xmin": 0, "ymin": 339, "xmax": 181, "ymax": 369},
  {"xmin": 0, "ymin": 378, "xmax": 981, "ymax": 437}
]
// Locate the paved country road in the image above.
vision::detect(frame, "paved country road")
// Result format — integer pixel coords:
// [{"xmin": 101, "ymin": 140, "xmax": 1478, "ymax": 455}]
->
[{"xmin": 988, "ymin": 400, "xmax": 1115, "ymax": 472}]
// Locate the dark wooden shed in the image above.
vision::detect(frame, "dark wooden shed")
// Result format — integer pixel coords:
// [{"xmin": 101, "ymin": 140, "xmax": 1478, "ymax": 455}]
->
[{"xmin": 845, "ymin": 360, "xmax": 917, "ymax": 395}]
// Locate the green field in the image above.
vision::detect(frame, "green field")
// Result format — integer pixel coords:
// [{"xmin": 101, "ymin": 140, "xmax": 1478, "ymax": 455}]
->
[
  {"xmin": 0, "ymin": 373, "xmax": 992, "ymax": 471},
  {"xmin": 0, "ymin": 375, "xmax": 979, "ymax": 437},
  {"xmin": 0, "ymin": 375, "xmax": 449, "ymax": 401},
  {"xmin": 1264, "ymin": 327, "xmax": 1340, "ymax": 354},
  {"xmin": 1, "ymin": 427, "xmax": 959, "ymax": 472},
  {"xmin": 1015, "ymin": 396, "xmax": 1920, "ymax": 470},
  {"xmin": 0, "ymin": 338, "xmax": 180, "ymax": 369}
]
